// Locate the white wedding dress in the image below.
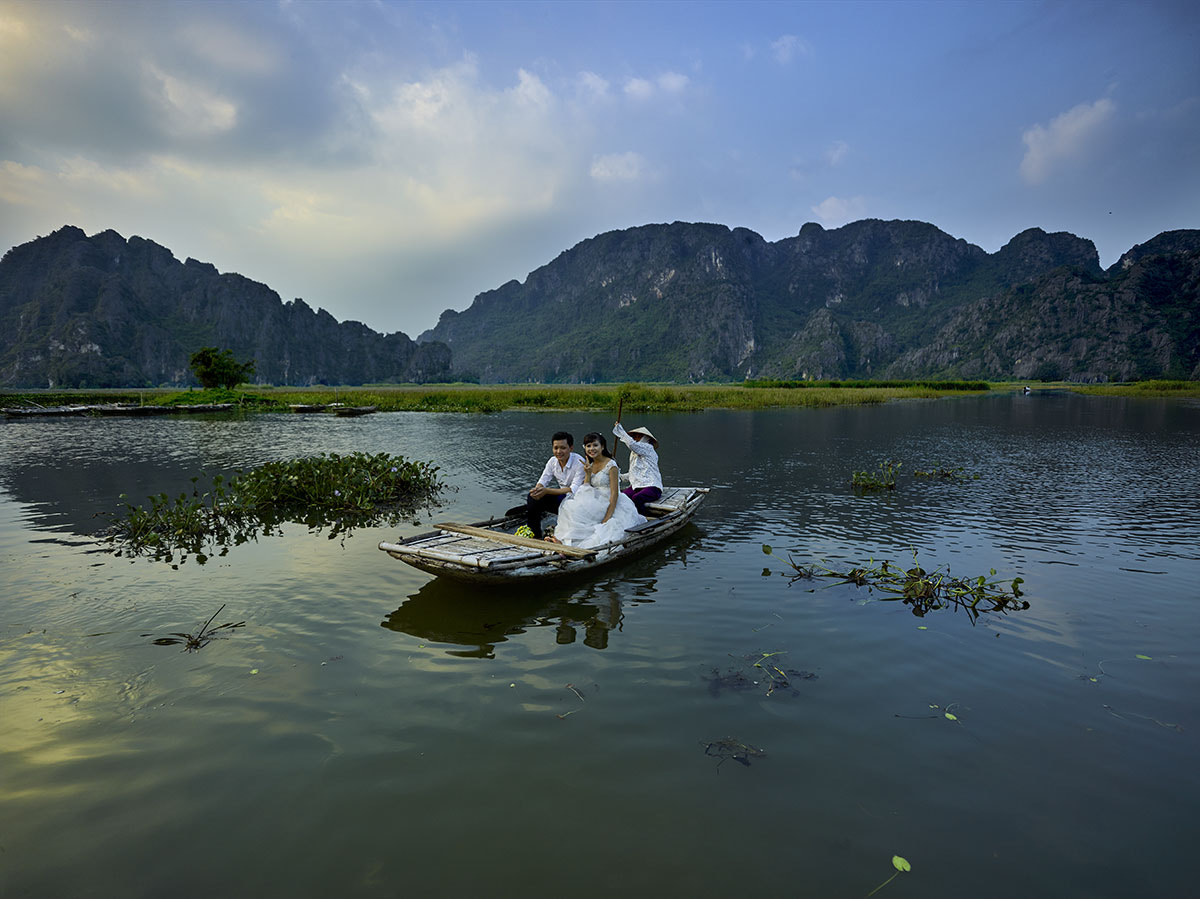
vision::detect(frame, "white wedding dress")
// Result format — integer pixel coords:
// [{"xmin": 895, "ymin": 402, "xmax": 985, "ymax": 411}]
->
[{"xmin": 553, "ymin": 459, "xmax": 646, "ymax": 549}]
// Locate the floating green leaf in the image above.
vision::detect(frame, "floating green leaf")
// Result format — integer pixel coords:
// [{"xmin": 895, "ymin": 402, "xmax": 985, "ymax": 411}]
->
[
  {"xmin": 1136, "ymin": 654, "xmax": 1152, "ymax": 660},
  {"xmin": 762, "ymin": 544, "xmax": 773, "ymax": 555},
  {"xmin": 867, "ymin": 854, "xmax": 912, "ymax": 896},
  {"xmin": 944, "ymin": 712, "xmax": 958, "ymax": 721}
]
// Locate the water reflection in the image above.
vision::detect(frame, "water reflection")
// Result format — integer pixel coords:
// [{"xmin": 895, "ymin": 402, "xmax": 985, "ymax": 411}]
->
[
  {"xmin": 3, "ymin": 396, "xmax": 1200, "ymax": 898},
  {"xmin": 382, "ymin": 529, "xmax": 702, "ymax": 656}
]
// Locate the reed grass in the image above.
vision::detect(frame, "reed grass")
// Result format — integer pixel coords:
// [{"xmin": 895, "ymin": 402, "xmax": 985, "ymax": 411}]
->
[
  {"xmin": 251, "ymin": 381, "xmax": 983, "ymax": 412},
  {"xmin": 5, "ymin": 378, "xmax": 992, "ymax": 414},
  {"xmin": 1069, "ymin": 380, "xmax": 1200, "ymax": 397}
]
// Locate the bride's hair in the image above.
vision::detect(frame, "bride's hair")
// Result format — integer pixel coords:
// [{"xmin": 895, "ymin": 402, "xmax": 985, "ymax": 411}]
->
[{"xmin": 582, "ymin": 432, "xmax": 613, "ymax": 460}]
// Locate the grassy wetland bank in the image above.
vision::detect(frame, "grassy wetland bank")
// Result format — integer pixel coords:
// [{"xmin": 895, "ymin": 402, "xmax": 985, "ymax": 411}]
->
[
  {"xmin": 4, "ymin": 379, "xmax": 986, "ymax": 414},
  {"xmin": 3, "ymin": 379, "xmax": 1196, "ymax": 415}
]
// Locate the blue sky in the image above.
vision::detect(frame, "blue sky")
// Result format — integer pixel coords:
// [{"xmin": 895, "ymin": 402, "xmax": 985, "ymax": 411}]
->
[{"xmin": 2, "ymin": 0, "xmax": 1197, "ymax": 337}]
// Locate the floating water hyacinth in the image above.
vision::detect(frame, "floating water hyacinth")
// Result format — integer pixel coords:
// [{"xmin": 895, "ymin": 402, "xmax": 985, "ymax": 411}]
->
[
  {"xmin": 765, "ymin": 548, "xmax": 1027, "ymax": 624},
  {"xmin": 105, "ymin": 452, "xmax": 443, "ymax": 563}
]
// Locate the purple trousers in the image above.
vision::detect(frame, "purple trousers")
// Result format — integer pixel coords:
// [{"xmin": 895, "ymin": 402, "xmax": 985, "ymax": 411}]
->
[{"xmin": 622, "ymin": 486, "xmax": 662, "ymax": 515}]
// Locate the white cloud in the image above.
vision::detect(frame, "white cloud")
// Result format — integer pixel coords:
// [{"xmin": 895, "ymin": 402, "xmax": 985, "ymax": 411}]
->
[
  {"xmin": 64, "ymin": 24, "xmax": 94, "ymax": 44},
  {"xmin": 811, "ymin": 195, "xmax": 867, "ymax": 224},
  {"xmin": 147, "ymin": 65, "xmax": 238, "ymax": 136},
  {"xmin": 771, "ymin": 34, "xmax": 810, "ymax": 64},
  {"xmin": 622, "ymin": 72, "xmax": 688, "ymax": 102},
  {"xmin": 624, "ymin": 77, "xmax": 653, "ymax": 100},
  {"xmin": 1020, "ymin": 98, "xmax": 1116, "ymax": 184},
  {"xmin": 510, "ymin": 68, "xmax": 551, "ymax": 110},
  {"xmin": 826, "ymin": 140, "xmax": 849, "ymax": 166},
  {"xmin": 0, "ymin": 160, "xmax": 49, "ymax": 207},
  {"xmin": 590, "ymin": 152, "xmax": 645, "ymax": 182},
  {"xmin": 657, "ymin": 71, "xmax": 689, "ymax": 94},
  {"xmin": 578, "ymin": 71, "xmax": 609, "ymax": 99}
]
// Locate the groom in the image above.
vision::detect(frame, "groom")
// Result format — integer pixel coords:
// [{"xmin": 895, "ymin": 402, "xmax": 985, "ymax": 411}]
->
[{"xmin": 524, "ymin": 431, "xmax": 585, "ymax": 539}]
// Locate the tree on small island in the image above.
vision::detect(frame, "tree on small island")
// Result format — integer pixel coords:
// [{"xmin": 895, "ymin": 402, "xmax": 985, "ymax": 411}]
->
[{"xmin": 189, "ymin": 347, "xmax": 256, "ymax": 390}]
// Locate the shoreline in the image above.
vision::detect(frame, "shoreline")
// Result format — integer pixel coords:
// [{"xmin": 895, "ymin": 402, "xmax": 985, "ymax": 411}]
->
[{"xmin": 2, "ymin": 380, "xmax": 1196, "ymax": 416}]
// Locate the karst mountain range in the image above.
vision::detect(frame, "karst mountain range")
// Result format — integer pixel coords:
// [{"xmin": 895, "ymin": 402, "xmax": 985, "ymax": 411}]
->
[{"xmin": 2, "ymin": 219, "xmax": 1197, "ymax": 387}]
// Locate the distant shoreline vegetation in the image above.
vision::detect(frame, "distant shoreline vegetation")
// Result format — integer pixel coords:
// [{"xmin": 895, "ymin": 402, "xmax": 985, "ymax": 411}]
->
[
  {"xmin": 3, "ymin": 380, "xmax": 1197, "ymax": 414},
  {"xmin": 742, "ymin": 378, "xmax": 989, "ymax": 391}
]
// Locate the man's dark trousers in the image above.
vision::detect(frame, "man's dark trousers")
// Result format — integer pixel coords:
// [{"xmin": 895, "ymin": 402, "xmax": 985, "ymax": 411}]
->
[{"xmin": 525, "ymin": 491, "xmax": 565, "ymax": 538}]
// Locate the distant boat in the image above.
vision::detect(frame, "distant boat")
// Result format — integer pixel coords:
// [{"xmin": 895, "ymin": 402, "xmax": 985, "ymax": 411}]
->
[
  {"xmin": 288, "ymin": 403, "xmax": 327, "ymax": 413},
  {"xmin": 333, "ymin": 405, "xmax": 377, "ymax": 417},
  {"xmin": 379, "ymin": 486, "xmax": 709, "ymax": 583},
  {"xmin": 3, "ymin": 402, "xmax": 232, "ymax": 418}
]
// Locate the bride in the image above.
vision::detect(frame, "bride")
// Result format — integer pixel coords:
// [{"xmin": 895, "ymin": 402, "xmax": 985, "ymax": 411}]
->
[{"xmin": 551, "ymin": 432, "xmax": 646, "ymax": 549}]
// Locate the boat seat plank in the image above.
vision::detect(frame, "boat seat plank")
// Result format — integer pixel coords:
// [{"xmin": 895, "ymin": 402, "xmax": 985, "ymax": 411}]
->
[{"xmin": 434, "ymin": 522, "xmax": 596, "ymax": 558}]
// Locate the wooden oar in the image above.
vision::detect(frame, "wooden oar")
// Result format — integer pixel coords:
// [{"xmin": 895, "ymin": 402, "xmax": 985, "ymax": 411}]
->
[
  {"xmin": 434, "ymin": 522, "xmax": 596, "ymax": 558},
  {"xmin": 615, "ymin": 394, "xmax": 625, "ymax": 469}
]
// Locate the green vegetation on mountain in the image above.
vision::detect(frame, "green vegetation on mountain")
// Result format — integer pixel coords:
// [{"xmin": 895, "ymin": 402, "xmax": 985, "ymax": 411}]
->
[
  {"xmin": 422, "ymin": 220, "xmax": 1200, "ymax": 383},
  {"xmin": 0, "ymin": 226, "xmax": 451, "ymax": 388},
  {"xmin": 3, "ymin": 220, "xmax": 1197, "ymax": 388}
]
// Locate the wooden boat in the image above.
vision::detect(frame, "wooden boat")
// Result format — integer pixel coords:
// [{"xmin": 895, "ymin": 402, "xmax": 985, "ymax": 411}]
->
[
  {"xmin": 379, "ymin": 486, "xmax": 709, "ymax": 582},
  {"xmin": 333, "ymin": 405, "xmax": 377, "ymax": 417},
  {"xmin": 288, "ymin": 403, "xmax": 327, "ymax": 413}
]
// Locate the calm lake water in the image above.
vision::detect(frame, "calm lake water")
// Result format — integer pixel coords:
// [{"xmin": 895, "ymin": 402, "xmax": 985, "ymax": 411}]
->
[{"xmin": 2, "ymin": 394, "xmax": 1198, "ymax": 898}]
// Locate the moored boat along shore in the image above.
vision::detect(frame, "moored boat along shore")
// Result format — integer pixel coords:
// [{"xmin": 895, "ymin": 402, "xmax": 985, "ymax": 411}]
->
[
  {"xmin": 2, "ymin": 379, "xmax": 1196, "ymax": 417},
  {"xmin": 2, "ymin": 401, "xmax": 236, "ymax": 418}
]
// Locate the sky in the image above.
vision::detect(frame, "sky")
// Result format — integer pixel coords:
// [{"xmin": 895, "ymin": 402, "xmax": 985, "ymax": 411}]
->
[{"xmin": 1, "ymin": 0, "xmax": 1198, "ymax": 338}]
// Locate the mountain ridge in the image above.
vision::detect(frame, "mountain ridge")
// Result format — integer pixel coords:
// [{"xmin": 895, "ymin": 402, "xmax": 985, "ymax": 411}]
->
[
  {"xmin": 0, "ymin": 226, "xmax": 451, "ymax": 388},
  {"xmin": 3, "ymin": 219, "xmax": 1197, "ymax": 387},
  {"xmin": 420, "ymin": 218, "xmax": 1197, "ymax": 382}
]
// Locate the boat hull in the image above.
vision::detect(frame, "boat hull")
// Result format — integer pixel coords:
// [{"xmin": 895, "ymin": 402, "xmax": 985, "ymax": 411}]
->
[{"xmin": 380, "ymin": 487, "xmax": 708, "ymax": 584}]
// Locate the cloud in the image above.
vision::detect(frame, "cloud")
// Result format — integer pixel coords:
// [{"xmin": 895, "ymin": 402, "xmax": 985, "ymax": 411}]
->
[
  {"xmin": 578, "ymin": 71, "xmax": 609, "ymax": 99},
  {"xmin": 624, "ymin": 77, "xmax": 653, "ymax": 100},
  {"xmin": 590, "ymin": 152, "xmax": 646, "ymax": 182},
  {"xmin": 825, "ymin": 140, "xmax": 849, "ymax": 166},
  {"xmin": 657, "ymin": 71, "xmax": 689, "ymax": 94},
  {"xmin": 622, "ymin": 72, "xmax": 688, "ymax": 101},
  {"xmin": 811, "ymin": 195, "xmax": 867, "ymax": 225},
  {"xmin": 1020, "ymin": 98, "xmax": 1116, "ymax": 184},
  {"xmin": 147, "ymin": 65, "xmax": 239, "ymax": 136},
  {"xmin": 771, "ymin": 34, "xmax": 810, "ymax": 64}
]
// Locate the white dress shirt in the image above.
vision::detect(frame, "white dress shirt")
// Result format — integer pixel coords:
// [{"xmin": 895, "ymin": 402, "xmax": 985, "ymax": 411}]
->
[{"xmin": 537, "ymin": 452, "xmax": 586, "ymax": 494}]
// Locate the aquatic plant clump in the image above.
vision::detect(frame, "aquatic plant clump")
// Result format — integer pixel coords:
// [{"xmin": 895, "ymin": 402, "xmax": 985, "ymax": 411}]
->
[
  {"xmin": 105, "ymin": 452, "xmax": 443, "ymax": 563},
  {"xmin": 852, "ymin": 460, "xmax": 901, "ymax": 490},
  {"xmin": 762, "ymin": 546, "xmax": 1027, "ymax": 623}
]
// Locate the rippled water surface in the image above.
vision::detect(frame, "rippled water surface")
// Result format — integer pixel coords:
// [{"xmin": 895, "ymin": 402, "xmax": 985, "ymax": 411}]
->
[{"xmin": 2, "ymin": 394, "xmax": 1198, "ymax": 898}]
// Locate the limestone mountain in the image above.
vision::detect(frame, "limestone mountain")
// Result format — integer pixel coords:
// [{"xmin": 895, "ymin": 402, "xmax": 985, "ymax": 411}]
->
[
  {"xmin": 421, "ymin": 219, "xmax": 1199, "ymax": 382},
  {"xmin": 889, "ymin": 230, "xmax": 1200, "ymax": 381},
  {"xmin": 0, "ymin": 226, "xmax": 451, "ymax": 388}
]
